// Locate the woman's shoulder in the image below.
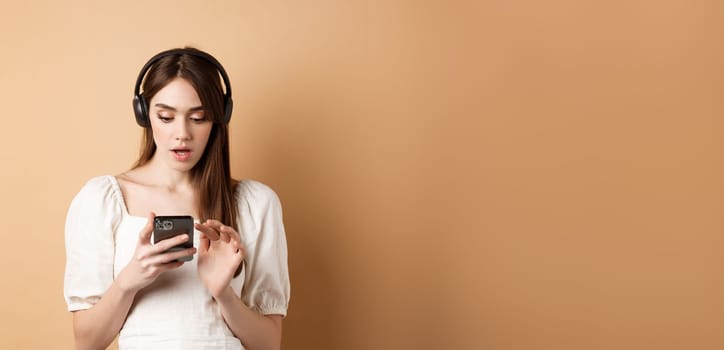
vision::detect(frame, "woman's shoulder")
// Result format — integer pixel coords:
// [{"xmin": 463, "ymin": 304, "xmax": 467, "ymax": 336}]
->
[
  {"xmin": 234, "ymin": 179, "xmax": 282, "ymax": 207},
  {"xmin": 68, "ymin": 175, "xmax": 122, "ymax": 215},
  {"xmin": 75, "ymin": 175, "xmax": 117, "ymax": 196}
]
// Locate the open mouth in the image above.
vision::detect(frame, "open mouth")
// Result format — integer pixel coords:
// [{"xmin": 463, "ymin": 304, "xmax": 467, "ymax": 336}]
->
[{"xmin": 171, "ymin": 149, "xmax": 192, "ymax": 161}]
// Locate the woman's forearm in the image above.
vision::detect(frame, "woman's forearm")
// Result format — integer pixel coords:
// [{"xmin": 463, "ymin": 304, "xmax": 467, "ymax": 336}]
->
[
  {"xmin": 215, "ymin": 286, "xmax": 283, "ymax": 350},
  {"xmin": 72, "ymin": 281, "xmax": 137, "ymax": 350}
]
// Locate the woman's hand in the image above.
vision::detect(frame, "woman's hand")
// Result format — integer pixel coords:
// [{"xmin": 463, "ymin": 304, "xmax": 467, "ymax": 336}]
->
[
  {"xmin": 195, "ymin": 219, "xmax": 245, "ymax": 298},
  {"xmin": 116, "ymin": 212, "xmax": 197, "ymax": 293}
]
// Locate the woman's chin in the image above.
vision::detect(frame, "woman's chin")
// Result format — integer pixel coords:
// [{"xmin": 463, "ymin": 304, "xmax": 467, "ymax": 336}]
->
[{"xmin": 166, "ymin": 158, "xmax": 198, "ymax": 172}]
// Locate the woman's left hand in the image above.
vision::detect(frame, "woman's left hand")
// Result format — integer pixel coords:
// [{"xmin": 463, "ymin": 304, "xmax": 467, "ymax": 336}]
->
[{"xmin": 195, "ymin": 219, "xmax": 245, "ymax": 298}]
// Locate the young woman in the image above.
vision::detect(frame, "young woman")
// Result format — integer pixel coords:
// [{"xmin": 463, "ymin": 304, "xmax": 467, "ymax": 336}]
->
[{"xmin": 64, "ymin": 47, "xmax": 290, "ymax": 349}]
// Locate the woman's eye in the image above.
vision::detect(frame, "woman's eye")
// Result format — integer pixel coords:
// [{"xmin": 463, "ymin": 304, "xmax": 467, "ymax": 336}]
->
[
  {"xmin": 191, "ymin": 117, "xmax": 207, "ymax": 124},
  {"xmin": 157, "ymin": 115, "xmax": 173, "ymax": 123}
]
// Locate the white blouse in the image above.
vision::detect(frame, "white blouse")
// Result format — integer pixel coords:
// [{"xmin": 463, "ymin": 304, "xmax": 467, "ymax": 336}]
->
[{"xmin": 64, "ymin": 175, "xmax": 290, "ymax": 349}]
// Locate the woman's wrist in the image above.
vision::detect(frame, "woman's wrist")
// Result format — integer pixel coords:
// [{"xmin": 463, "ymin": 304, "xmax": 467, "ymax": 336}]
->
[
  {"xmin": 213, "ymin": 285, "xmax": 237, "ymax": 305},
  {"xmin": 115, "ymin": 268, "xmax": 142, "ymax": 296}
]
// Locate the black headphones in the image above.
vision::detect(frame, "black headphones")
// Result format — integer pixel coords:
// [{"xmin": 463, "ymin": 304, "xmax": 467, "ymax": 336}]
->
[{"xmin": 132, "ymin": 48, "xmax": 233, "ymax": 127}]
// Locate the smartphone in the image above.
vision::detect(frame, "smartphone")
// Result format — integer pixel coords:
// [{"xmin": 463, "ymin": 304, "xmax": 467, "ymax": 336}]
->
[{"xmin": 153, "ymin": 215, "xmax": 195, "ymax": 262}]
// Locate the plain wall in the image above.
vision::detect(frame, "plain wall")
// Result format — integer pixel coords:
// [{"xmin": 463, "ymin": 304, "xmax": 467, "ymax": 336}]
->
[{"xmin": 1, "ymin": 1, "xmax": 723, "ymax": 349}]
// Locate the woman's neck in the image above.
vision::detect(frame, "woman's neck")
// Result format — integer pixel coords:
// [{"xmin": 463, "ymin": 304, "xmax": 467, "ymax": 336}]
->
[{"xmin": 140, "ymin": 155, "xmax": 195, "ymax": 192}]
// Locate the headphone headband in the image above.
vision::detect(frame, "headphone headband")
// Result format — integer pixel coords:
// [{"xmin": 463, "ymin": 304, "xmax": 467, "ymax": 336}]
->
[{"xmin": 132, "ymin": 48, "xmax": 233, "ymax": 127}]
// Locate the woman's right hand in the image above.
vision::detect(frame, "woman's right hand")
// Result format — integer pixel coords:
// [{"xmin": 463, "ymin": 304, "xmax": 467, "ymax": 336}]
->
[{"xmin": 116, "ymin": 212, "xmax": 197, "ymax": 293}]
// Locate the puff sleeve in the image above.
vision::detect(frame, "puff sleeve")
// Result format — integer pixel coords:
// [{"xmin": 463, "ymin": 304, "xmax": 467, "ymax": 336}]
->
[
  {"xmin": 237, "ymin": 181, "xmax": 291, "ymax": 317},
  {"xmin": 63, "ymin": 176, "xmax": 122, "ymax": 311}
]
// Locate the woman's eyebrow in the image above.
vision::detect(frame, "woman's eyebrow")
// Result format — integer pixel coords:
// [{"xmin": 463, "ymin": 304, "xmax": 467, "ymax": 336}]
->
[
  {"xmin": 154, "ymin": 103, "xmax": 177, "ymax": 111},
  {"xmin": 154, "ymin": 103, "xmax": 204, "ymax": 111}
]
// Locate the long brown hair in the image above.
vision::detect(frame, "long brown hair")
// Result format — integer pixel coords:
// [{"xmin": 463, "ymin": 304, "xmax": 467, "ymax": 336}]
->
[{"xmin": 132, "ymin": 47, "xmax": 238, "ymax": 229}]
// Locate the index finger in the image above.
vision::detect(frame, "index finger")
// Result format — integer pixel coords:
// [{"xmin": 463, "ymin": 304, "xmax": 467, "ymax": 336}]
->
[
  {"xmin": 206, "ymin": 220, "xmax": 240, "ymax": 242},
  {"xmin": 195, "ymin": 222, "xmax": 220, "ymax": 241},
  {"xmin": 219, "ymin": 224, "xmax": 241, "ymax": 242},
  {"xmin": 138, "ymin": 211, "xmax": 155, "ymax": 244}
]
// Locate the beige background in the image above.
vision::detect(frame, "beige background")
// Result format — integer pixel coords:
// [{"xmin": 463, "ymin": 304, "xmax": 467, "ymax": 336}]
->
[{"xmin": 1, "ymin": 0, "xmax": 723, "ymax": 349}]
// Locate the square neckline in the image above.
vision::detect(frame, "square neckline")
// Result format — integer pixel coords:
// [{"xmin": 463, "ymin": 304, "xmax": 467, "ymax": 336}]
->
[
  {"xmin": 106, "ymin": 174, "xmax": 241, "ymax": 222},
  {"xmin": 107, "ymin": 175, "xmax": 152, "ymax": 220}
]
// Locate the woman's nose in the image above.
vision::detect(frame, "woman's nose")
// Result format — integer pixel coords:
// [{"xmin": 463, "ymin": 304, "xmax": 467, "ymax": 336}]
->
[{"xmin": 175, "ymin": 120, "xmax": 191, "ymax": 140}]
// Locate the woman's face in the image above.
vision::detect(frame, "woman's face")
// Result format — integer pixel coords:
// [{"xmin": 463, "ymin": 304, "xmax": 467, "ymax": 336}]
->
[{"xmin": 148, "ymin": 77, "xmax": 213, "ymax": 172}]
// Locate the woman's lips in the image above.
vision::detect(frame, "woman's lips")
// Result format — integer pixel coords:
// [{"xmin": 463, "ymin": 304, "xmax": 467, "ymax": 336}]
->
[{"xmin": 171, "ymin": 149, "xmax": 192, "ymax": 162}]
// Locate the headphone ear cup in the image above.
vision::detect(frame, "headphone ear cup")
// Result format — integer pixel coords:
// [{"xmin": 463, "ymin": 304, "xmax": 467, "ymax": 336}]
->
[
  {"xmin": 223, "ymin": 97, "xmax": 233, "ymax": 124},
  {"xmin": 133, "ymin": 95, "xmax": 149, "ymax": 127}
]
